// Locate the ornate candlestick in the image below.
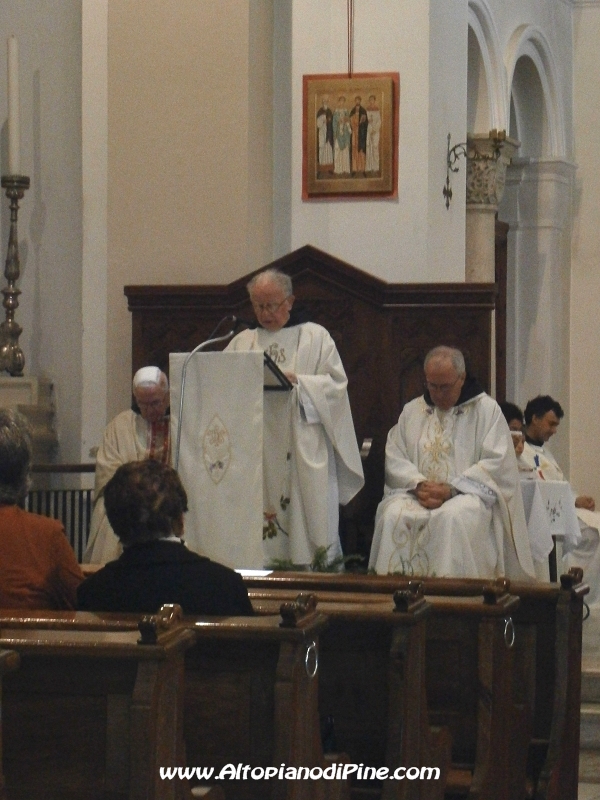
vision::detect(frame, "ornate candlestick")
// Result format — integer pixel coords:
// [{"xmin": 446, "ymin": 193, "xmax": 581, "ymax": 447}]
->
[{"xmin": 0, "ymin": 174, "xmax": 29, "ymax": 376}]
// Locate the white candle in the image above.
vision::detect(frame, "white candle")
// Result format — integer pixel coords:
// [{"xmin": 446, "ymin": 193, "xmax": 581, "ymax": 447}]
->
[{"xmin": 7, "ymin": 35, "xmax": 20, "ymax": 175}]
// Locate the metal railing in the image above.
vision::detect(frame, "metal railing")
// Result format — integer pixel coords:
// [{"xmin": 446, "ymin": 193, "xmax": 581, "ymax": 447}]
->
[{"xmin": 26, "ymin": 464, "xmax": 95, "ymax": 563}]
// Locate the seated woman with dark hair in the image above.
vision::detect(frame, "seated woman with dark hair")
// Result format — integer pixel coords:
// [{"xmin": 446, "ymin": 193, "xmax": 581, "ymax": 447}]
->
[{"xmin": 77, "ymin": 460, "xmax": 253, "ymax": 615}]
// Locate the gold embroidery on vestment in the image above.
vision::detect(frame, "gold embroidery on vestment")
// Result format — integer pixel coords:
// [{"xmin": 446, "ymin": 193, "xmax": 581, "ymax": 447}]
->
[
  {"xmin": 202, "ymin": 415, "xmax": 231, "ymax": 485},
  {"xmin": 265, "ymin": 342, "xmax": 286, "ymax": 365}
]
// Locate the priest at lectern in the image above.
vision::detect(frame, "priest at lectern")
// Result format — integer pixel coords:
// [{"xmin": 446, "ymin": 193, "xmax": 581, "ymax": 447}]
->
[{"xmin": 226, "ymin": 268, "xmax": 364, "ymax": 567}]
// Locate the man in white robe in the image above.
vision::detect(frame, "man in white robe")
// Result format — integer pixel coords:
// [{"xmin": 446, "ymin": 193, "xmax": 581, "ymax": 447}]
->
[
  {"xmin": 83, "ymin": 367, "xmax": 170, "ymax": 564},
  {"xmin": 369, "ymin": 346, "xmax": 536, "ymax": 580},
  {"xmin": 365, "ymin": 95, "xmax": 381, "ymax": 173},
  {"xmin": 226, "ymin": 268, "xmax": 364, "ymax": 567},
  {"xmin": 521, "ymin": 395, "xmax": 599, "ymax": 604}
]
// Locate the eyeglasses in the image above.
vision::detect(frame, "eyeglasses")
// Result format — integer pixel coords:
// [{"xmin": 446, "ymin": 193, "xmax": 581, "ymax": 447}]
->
[
  {"xmin": 425, "ymin": 376, "xmax": 461, "ymax": 393},
  {"xmin": 137, "ymin": 399, "xmax": 166, "ymax": 409},
  {"xmin": 251, "ymin": 298, "xmax": 289, "ymax": 314}
]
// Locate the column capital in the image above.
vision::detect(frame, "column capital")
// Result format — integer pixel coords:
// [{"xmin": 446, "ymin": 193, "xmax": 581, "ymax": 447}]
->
[{"xmin": 466, "ymin": 131, "xmax": 520, "ymax": 208}]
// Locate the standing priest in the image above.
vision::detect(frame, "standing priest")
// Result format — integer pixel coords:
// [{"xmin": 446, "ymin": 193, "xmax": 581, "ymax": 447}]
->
[
  {"xmin": 369, "ymin": 346, "xmax": 536, "ymax": 580},
  {"xmin": 226, "ymin": 268, "xmax": 364, "ymax": 567}
]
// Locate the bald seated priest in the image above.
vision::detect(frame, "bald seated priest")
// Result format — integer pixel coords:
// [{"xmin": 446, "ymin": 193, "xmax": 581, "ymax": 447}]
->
[
  {"xmin": 78, "ymin": 460, "xmax": 253, "ymax": 615},
  {"xmin": 369, "ymin": 346, "xmax": 536, "ymax": 580},
  {"xmin": 0, "ymin": 409, "xmax": 83, "ymax": 608},
  {"xmin": 84, "ymin": 366, "xmax": 171, "ymax": 564},
  {"xmin": 521, "ymin": 394, "xmax": 600, "ymax": 607},
  {"xmin": 226, "ymin": 267, "xmax": 364, "ymax": 568}
]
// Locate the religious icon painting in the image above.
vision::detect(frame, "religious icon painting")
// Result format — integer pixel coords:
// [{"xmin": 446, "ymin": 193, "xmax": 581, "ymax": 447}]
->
[{"xmin": 302, "ymin": 72, "xmax": 399, "ymax": 200}]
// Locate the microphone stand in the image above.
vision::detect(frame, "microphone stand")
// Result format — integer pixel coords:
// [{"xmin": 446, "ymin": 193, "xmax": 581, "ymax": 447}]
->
[{"xmin": 173, "ymin": 326, "xmax": 239, "ymax": 471}]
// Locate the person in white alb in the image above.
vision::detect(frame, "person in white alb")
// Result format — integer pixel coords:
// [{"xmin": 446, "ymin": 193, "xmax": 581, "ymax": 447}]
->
[
  {"xmin": 226, "ymin": 268, "xmax": 364, "ymax": 567},
  {"xmin": 369, "ymin": 346, "xmax": 536, "ymax": 581},
  {"xmin": 521, "ymin": 395, "xmax": 600, "ymax": 604},
  {"xmin": 83, "ymin": 367, "xmax": 170, "ymax": 564}
]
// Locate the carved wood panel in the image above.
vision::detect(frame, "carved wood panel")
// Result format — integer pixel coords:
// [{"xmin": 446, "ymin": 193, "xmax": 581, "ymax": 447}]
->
[{"xmin": 125, "ymin": 244, "xmax": 501, "ymax": 555}]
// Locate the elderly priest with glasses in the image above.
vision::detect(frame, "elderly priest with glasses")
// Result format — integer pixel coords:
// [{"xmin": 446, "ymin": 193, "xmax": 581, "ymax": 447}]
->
[
  {"xmin": 226, "ymin": 268, "xmax": 364, "ymax": 568},
  {"xmin": 369, "ymin": 346, "xmax": 536, "ymax": 580}
]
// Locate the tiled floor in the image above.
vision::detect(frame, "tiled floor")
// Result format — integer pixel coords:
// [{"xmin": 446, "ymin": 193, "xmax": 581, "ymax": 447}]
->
[{"xmin": 579, "ymin": 784, "xmax": 600, "ymax": 800}]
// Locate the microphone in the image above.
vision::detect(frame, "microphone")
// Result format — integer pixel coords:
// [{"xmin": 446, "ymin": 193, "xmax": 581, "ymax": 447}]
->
[
  {"xmin": 174, "ymin": 314, "xmax": 254, "ymax": 469},
  {"xmin": 207, "ymin": 314, "xmax": 235, "ymax": 339},
  {"xmin": 208, "ymin": 315, "xmax": 254, "ymax": 340},
  {"xmin": 232, "ymin": 315, "xmax": 254, "ymax": 331}
]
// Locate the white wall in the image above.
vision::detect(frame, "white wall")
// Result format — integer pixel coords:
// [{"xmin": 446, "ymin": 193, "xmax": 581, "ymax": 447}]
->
[
  {"xmin": 282, "ymin": 0, "xmax": 467, "ymax": 283},
  {"xmin": 82, "ymin": 0, "xmax": 108, "ymax": 462},
  {"xmin": 106, "ymin": 0, "xmax": 274, "ymax": 417},
  {"xmin": 0, "ymin": 1, "xmax": 83, "ymax": 462},
  {"xmin": 571, "ymin": 2, "xmax": 600, "ymax": 498}
]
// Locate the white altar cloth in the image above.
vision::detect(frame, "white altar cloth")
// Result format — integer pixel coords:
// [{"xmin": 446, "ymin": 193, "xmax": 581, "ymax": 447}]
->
[
  {"xmin": 170, "ymin": 351, "xmax": 265, "ymax": 569},
  {"xmin": 520, "ymin": 478, "xmax": 581, "ymax": 565}
]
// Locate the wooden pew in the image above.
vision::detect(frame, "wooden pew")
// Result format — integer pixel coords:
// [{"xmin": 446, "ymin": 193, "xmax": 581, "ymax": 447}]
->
[
  {"xmin": 0, "ymin": 605, "xmax": 197, "ymax": 800},
  {"xmin": 243, "ymin": 570, "xmax": 587, "ymax": 800},
  {"xmin": 182, "ymin": 598, "xmax": 349, "ymax": 800},
  {"xmin": 250, "ymin": 587, "xmax": 450, "ymax": 800},
  {"xmin": 0, "ymin": 603, "xmax": 346, "ymax": 800},
  {"xmin": 249, "ymin": 584, "xmax": 522, "ymax": 800},
  {"xmin": 0, "ymin": 648, "xmax": 20, "ymax": 800}
]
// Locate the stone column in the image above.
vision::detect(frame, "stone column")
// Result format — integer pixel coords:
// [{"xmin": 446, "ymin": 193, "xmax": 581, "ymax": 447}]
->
[
  {"xmin": 465, "ymin": 131, "xmax": 520, "ymax": 282},
  {"xmin": 500, "ymin": 157, "xmax": 575, "ymax": 470}
]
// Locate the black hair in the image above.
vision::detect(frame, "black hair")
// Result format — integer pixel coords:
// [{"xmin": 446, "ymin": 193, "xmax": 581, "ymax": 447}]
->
[
  {"xmin": 499, "ymin": 401, "xmax": 524, "ymax": 426},
  {"xmin": 523, "ymin": 395, "xmax": 564, "ymax": 426}
]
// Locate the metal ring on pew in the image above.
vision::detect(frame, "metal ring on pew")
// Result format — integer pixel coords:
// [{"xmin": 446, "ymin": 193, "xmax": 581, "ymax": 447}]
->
[
  {"xmin": 583, "ymin": 600, "xmax": 590, "ymax": 622},
  {"xmin": 504, "ymin": 616, "xmax": 515, "ymax": 649},
  {"xmin": 305, "ymin": 640, "xmax": 318, "ymax": 679}
]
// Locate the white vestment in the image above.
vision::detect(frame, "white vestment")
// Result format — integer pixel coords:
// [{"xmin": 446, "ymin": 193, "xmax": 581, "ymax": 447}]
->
[
  {"xmin": 365, "ymin": 108, "xmax": 381, "ymax": 172},
  {"xmin": 369, "ymin": 393, "xmax": 536, "ymax": 580},
  {"xmin": 521, "ymin": 440, "xmax": 600, "ymax": 604},
  {"xmin": 226, "ymin": 322, "xmax": 364, "ymax": 566},
  {"xmin": 83, "ymin": 410, "xmax": 170, "ymax": 564},
  {"xmin": 317, "ymin": 112, "xmax": 333, "ymax": 165}
]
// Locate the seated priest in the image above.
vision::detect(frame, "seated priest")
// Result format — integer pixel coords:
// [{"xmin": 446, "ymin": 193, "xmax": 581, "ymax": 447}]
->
[
  {"xmin": 84, "ymin": 366, "xmax": 170, "ymax": 564},
  {"xmin": 368, "ymin": 346, "xmax": 536, "ymax": 580},
  {"xmin": 0, "ymin": 408, "xmax": 83, "ymax": 608},
  {"xmin": 226, "ymin": 268, "xmax": 364, "ymax": 567},
  {"xmin": 499, "ymin": 401, "xmax": 526, "ymax": 458},
  {"xmin": 522, "ymin": 395, "xmax": 600, "ymax": 605},
  {"xmin": 77, "ymin": 460, "xmax": 253, "ymax": 615}
]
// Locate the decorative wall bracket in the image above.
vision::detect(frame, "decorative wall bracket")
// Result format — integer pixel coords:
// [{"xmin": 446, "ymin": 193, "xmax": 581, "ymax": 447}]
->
[
  {"xmin": 444, "ymin": 130, "xmax": 513, "ymax": 210},
  {"xmin": 443, "ymin": 133, "xmax": 468, "ymax": 209}
]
